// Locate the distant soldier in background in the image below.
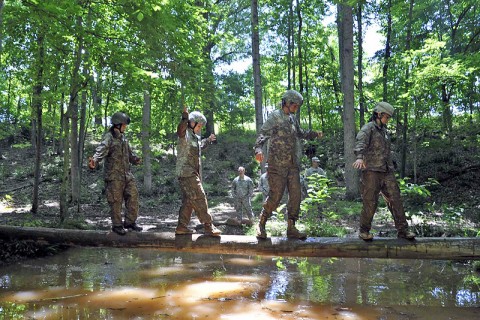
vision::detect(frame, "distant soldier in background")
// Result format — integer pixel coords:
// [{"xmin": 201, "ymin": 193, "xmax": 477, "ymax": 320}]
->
[
  {"xmin": 305, "ymin": 156, "xmax": 326, "ymax": 178},
  {"xmin": 353, "ymin": 102, "xmax": 415, "ymax": 241},
  {"xmin": 175, "ymin": 106, "xmax": 221, "ymax": 237},
  {"xmin": 231, "ymin": 166, "xmax": 254, "ymax": 226},
  {"xmin": 258, "ymin": 163, "xmax": 270, "ymax": 203},
  {"xmin": 88, "ymin": 112, "xmax": 143, "ymax": 236},
  {"xmin": 254, "ymin": 89, "xmax": 323, "ymax": 239}
]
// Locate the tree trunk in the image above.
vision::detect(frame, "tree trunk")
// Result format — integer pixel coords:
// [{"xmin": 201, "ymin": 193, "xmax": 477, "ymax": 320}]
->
[
  {"xmin": 356, "ymin": 2, "xmax": 365, "ymax": 128},
  {"xmin": 400, "ymin": 0, "xmax": 415, "ymax": 178},
  {"xmin": 142, "ymin": 87, "xmax": 152, "ymax": 194},
  {"xmin": 0, "ymin": 225, "xmax": 478, "ymax": 260},
  {"xmin": 338, "ymin": 2, "xmax": 359, "ymax": 200},
  {"xmin": 60, "ymin": 103, "xmax": 70, "ymax": 223},
  {"xmin": 31, "ymin": 33, "xmax": 45, "ymax": 214},
  {"xmin": 251, "ymin": 0, "xmax": 263, "ymax": 134},
  {"xmin": 382, "ymin": 0, "xmax": 392, "ymax": 101},
  {"xmin": 69, "ymin": 15, "xmax": 85, "ymax": 208}
]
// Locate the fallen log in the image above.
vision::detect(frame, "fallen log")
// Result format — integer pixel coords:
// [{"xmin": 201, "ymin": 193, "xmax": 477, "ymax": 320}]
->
[{"xmin": 0, "ymin": 225, "xmax": 478, "ymax": 260}]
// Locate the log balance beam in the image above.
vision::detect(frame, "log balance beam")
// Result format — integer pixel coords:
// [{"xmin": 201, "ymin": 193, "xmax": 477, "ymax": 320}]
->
[{"xmin": 0, "ymin": 225, "xmax": 478, "ymax": 260}]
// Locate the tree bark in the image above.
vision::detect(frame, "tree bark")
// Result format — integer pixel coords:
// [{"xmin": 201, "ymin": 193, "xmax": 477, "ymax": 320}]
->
[
  {"xmin": 338, "ymin": 2, "xmax": 359, "ymax": 200},
  {"xmin": 382, "ymin": 0, "xmax": 392, "ymax": 101},
  {"xmin": 142, "ymin": 87, "xmax": 152, "ymax": 194},
  {"xmin": 0, "ymin": 225, "xmax": 478, "ymax": 260},
  {"xmin": 31, "ymin": 33, "xmax": 45, "ymax": 214},
  {"xmin": 251, "ymin": 0, "xmax": 263, "ymax": 134}
]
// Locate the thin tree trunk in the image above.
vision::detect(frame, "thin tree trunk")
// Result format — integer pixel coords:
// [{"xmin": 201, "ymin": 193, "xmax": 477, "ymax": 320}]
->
[
  {"xmin": 251, "ymin": 0, "xmax": 263, "ymax": 133},
  {"xmin": 142, "ymin": 87, "xmax": 152, "ymax": 194},
  {"xmin": 356, "ymin": 2, "xmax": 365, "ymax": 128},
  {"xmin": 69, "ymin": 15, "xmax": 85, "ymax": 208},
  {"xmin": 382, "ymin": 0, "xmax": 392, "ymax": 101},
  {"xmin": 31, "ymin": 33, "xmax": 45, "ymax": 214},
  {"xmin": 338, "ymin": 2, "xmax": 359, "ymax": 200},
  {"xmin": 400, "ymin": 0, "xmax": 415, "ymax": 178}
]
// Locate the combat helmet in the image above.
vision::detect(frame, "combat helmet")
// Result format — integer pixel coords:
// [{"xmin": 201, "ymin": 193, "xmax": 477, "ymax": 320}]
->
[
  {"xmin": 374, "ymin": 102, "xmax": 394, "ymax": 116},
  {"xmin": 111, "ymin": 112, "xmax": 131, "ymax": 125},
  {"xmin": 188, "ymin": 111, "xmax": 207, "ymax": 125},
  {"xmin": 282, "ymin": 90, "xmax": 303, "ymax": 106}
]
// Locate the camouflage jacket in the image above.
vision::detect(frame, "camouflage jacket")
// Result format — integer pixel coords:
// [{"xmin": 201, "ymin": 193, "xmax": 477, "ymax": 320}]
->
[
  {"xmin": 354, "ymin": 121, "xmax": 394, "ymax": 172},
  {"xmin": 305, "ymin": 167, "xmax": 326, "ymax": 178},
  {"xmin": 255, "ymin": 109, "xmax": 318, "ymax": 168},
  {"xmin": 176, "ymin": 111, "xmax": 211, "ymax": 178},
  {"xmin": 232, "ymin": 175, "xmax": 254, "ymax": 198},
  {"xmin": 92, "ymin": 129, "xmax": 140, "ymax": 181},
  {"xmin": 258, "ymin": 172, "xmax": 269, "ymax": 195}
]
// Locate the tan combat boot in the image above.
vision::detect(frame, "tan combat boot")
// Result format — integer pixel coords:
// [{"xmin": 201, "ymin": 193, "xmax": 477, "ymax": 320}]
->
[
  {"xmin": 287, "ymin": 219, "xmax": 307, "ymax": 240},
  {"xmin": 359, "ymin": 232, "xmax": 374, "ymax": 241},
  {"xmin": 256, "ymin": 214, "xmax": 268, "ymax": 239},
  {"xmin": 204, "ymin": 223, "xmax": 221, "ymax": 237},
  {"xmin": 175, "ymin": 224, "xmax": 195, "ymax": 235}
]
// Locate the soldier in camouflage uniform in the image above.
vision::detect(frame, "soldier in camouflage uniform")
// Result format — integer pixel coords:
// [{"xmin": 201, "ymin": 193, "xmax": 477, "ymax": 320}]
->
[
  {"xmin": 254, "ymin": 90, "xmax": 322, "ymax": 239},
  {"xmin": 175, "ymin": 107, "xmax": 221, "ymax": 237},
  {"xmin": 89, "ymin": 112, "xmax": 143, "ymax": 236},
  {"xmin": 258, "ymin": 163, "xmax": 269, "ymax": 203},
  {"xmin": 353, "ymin": 102, "xmax": 415, "ymax": 241},
  {"xmin": 231, "ymin": 166, "xmax": 254, "ymax": 226},
  {"xmin": 302, "ymin": 156, "xmax": 326, "ymax": 198}
]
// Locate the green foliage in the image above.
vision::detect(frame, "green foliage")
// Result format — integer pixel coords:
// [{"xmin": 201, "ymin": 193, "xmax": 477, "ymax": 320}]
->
[{"xmin": 300, "ymin": 174, "xmax": 347, "ymax": 237}]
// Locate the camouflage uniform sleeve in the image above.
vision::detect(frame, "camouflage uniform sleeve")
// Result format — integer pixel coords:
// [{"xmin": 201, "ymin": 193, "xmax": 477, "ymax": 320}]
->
[
  {"xmin": 92, "ymin": 133, "xmax": 112, "ymax": 163},
  {"xmin": 294, "ymin": 116, "xmax": 318, "ymax": 140},
  {"xmin": 248, "ymin": 178, "xmax": 254, "ymax": 197},
  {"xmin": 254, "ymin": 112, "xmax": 276, "ymax": 154},
  {"xmin": 177, "ymin": 111, "xmax": 189, "ymax": 138},
  {"xmin": 354, "ymin": 125, "xmax": 371, "ymax": 160}
]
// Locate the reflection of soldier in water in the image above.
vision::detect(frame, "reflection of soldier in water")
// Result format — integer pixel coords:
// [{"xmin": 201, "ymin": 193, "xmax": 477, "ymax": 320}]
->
[{"xmin": 254, "ymin": 90, "xmax": 323, "ymax": 240}]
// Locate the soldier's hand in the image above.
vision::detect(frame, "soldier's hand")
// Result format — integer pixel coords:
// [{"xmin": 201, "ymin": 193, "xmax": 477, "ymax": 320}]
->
[
  {"xmin": 255, "ymin": 152, "xmax": 264, "ymax": 163},
  {"xmin": 88, "ymin": 157, "xmax": 96, "ymax": 170},
  {"xmin": 207, "ymin": 134, "xmax": 216, "ymax": 143},
  {"xmin": 352, "ymin": 159, "xmax": 366, "ymax": 169}
]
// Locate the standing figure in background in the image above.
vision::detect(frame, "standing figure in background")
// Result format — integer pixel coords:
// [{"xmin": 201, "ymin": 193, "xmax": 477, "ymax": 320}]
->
[
  {"xmin": 231, "ymin": 166, "xmax": 254, "ymax": 226},
  {"xmin": 258, "ymin": 163, "xmax": 270, "ymax": 203},
  {"xmin": 353, "ymin": 102, "xmax": 415, "ymax": 241},
  {"xmin": 254, "ymin": 89, "xmax": 323, "ymax": 239},
  {"xmin": 88, "ymin": 112, "xmax": 143, "ymax": 236},
  {"xmin": 175, "ymin": 107, "xmax": 221, "ymax": 237}
]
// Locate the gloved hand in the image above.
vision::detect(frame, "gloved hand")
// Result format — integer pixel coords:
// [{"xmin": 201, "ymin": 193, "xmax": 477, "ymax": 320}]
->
[{"xmin": 88, "ymin": 157, "xmax": 96, "ymax": 169}]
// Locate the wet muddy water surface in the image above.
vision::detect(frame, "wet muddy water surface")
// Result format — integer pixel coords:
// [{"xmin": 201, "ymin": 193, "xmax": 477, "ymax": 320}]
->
[{"xmin": 0, "ymin": 247, "xmax": 479, "ymax": 319}]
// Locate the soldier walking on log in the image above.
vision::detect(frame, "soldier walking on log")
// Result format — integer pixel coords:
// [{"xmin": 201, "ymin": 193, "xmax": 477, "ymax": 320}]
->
[
  {"xmin": 353, "ymin": 102, "xmax": 416, "ymax": 241},
  {"xmin": 89, "ymin": 112, "xmax": 143, "ymax": 236},
  {"xmin": 175, "ymin": 107, "xmax": 222, "ymax": 237},
  {"xmin": 254, "ymin": 90, "xmax": 323, "ymax": 240}
]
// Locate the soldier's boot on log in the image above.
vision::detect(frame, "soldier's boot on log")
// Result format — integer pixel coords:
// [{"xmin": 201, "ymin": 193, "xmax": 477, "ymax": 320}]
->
[
  {"xmin": 287, "ymin": 219, "xmax": 307, "ymax": 240},
  {"xmin": 175, "ymin": 224, "xmax": 195, "ymax": 235},
  {"xmin": 398, "ymin": 229, "xmax": 416, "ymax": 240},
  {"xmin": 204, "ymin": 223, "xmax": 222, "ymax": 237},
  {"xmin": 256, "ymin": 213, "xmax": 268, "ymax": 239}
]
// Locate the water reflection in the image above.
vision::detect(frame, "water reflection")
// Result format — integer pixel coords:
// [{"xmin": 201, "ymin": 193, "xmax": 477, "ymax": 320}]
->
[{"xmin": 0, "ymin": 247, "xmax": 478, "ymax": 319}]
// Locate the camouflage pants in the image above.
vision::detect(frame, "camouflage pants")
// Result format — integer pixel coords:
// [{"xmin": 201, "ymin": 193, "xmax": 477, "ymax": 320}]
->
[
  {"xmin": 234, "ymin": 197, "xmax": 254, "ymax": 221},
  {"xmin": 177, "ymin": 176, "xmax": 213, "ymax": 228},
  {"xmin": 360, "ymin": 170, "xmax": 409, "ymax": 233},
  {"xmin": 262, "ymin": 165, "xmax": 301, "ymax": 221},
  {"xmin": 105, "ymin": 178, "xmax": 139, "ymax": 227}
]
